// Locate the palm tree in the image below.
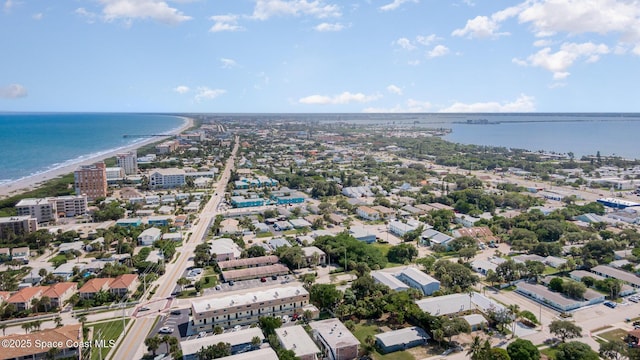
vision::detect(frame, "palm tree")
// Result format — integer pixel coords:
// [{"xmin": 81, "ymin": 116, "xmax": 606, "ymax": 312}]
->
[
  {"xmin": 508, "ymin": 304, "xmax": 521, "ymax": 338},
  {"xmin": 160, "ymin": 335, "xmax": 173, "ymax": 354},
  {"xmin": 45, "ymin": 347, "xmax": 60, "ymax": 360},
  {"xmin": 251, "ymin": 336, "xmax": 261, "ymax": 349},
  {"xmin": 0, "ymin": 323, "xmax": 6, "ymax": 336},
  {"xmin": 21, "ymin": 322, "xmax": 31, "ymax": 334},
  {"xmin": 40, "ymin": 296, "xmax": 51, "ymax": 312},
  {"xmin": 467, "ymin": 336, "xmax": 483, "ymax": 360},
  {"xmin": 145, "ymin": 335, "xmax": 161, "ymax": 356},
  {"xmin": 54, "ymin": 316, "xmax": 63, "ymax": 328},
  {"xmin": 177, "ymin": 277, "xmax": 191, "ymax": 293}
]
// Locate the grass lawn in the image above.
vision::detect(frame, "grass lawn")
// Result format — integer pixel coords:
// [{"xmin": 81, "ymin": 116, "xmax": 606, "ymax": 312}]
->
[
  {"xmin": 540, "ymin": 347, "xmax": 558, "ymax": 359},
  {"xmin": 90, "ymin": 318, "xmax": 130, "ymax": 360},
  {"xmin": 543, "ymin": 266, "xmax": 559, "ymax": 275},
  {"xmin": 48, "ymin": 254, "xmax": 68, "ymax": 266},
  {"xmin": 353, "ymin": 322, "xmax": 415, "ymax": 360},
  {"xmin": 599, "ymin": 328, "xmax": 629, "ymax": 343},
  {"xmin": 199, "ymin": 276, "xmax": 219, "ymax": 289},
  {"xmin": 370, "ymin": 243, "xmax": 404, "ymax": 267},
  {"xmin": 256, "ymin": 232, "xmax": 272, "ymax": 238}
]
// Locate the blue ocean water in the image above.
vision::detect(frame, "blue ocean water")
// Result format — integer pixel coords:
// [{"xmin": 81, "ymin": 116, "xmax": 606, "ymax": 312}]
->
[
  {"xmin": 0, "ymin": 113, "xmax": 184, "ymax": 183},
  {"xmin": 442, "ymin": 115, "xmax": 640, "ymax": 159}
]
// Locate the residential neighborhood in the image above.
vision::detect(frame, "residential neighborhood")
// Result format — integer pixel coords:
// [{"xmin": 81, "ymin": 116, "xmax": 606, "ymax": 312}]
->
[{"xmin": 2, "ymin": 117, "xmax": 640, "ymax": 360}]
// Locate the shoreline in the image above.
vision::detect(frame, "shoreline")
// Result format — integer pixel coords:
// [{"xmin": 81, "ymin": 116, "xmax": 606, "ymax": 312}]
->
[{"xmin": 0, "ymin": 116, "xmax": 194, "ymax": 199}]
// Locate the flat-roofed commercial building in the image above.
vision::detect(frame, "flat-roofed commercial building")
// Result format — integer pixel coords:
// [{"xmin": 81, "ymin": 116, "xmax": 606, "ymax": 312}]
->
[
  {"xmin": 591, "ymin": 265, "xmax": 640, "ymax": 288},
  {"xmin": 515, "ymin": 282, "xmax": 605, "ymax": 311},
  {"xmin": 217, "ymin": 348, "xmax": 279, "ymax": 360},
  {"xmin": 371, "ymin": 266, "xmax": 440, "ymax": 295},
  {"xmin": 0, "ymin": 216, "xmax": 37, "ymax": 240},
  {"xmin": 275, "ymin": 325, "xmax": 321, "ymax": 360},
  {"xmin": 149, "ymin": 168, "xmax": 186, "ymax": 189},
  {"xmin": 181, "ymin": 328, "xmax": 264, "ymax": 360},
  {"xmin": 51, "ymin": 195, "xmax": 88, "ymax": 218},
  {"xmin": 191, "ymin": 286, "xmax": 309, "ymax": 332},
  {"xmin": 221, "ymin": 264, "xmax": 290, "ymax": 282},
  {"xmin": 217, "ymin": 256, "xmax": 280, "ymax": 270},
  {"xmin": 74, "ymin": 162, "xmax": 107, "ymax": 201},
  {"xmin": 309, "ymin": 319, "xmax": 359, "ymax": 360}
]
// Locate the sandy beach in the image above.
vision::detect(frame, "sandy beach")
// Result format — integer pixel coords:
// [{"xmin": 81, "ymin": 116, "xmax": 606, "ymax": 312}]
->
[{"xmin": 0, "ymin": 116, "xmax": 194, "ymax": 199}]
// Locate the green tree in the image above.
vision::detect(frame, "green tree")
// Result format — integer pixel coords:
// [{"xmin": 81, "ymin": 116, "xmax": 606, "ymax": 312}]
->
[
  {"xmin": 549, "ymin": 320, "xmax": 582, "ymax": 342},
  {"xmin": 387, "ymin": 243, "xmax": 418, "ymax": 263},
  {"xmin": 309, "ymin": 284, "xmax": 343, "ymax": 309},
  {"xmin": 548, "ymin": 277, "xmax": 564, "ymax": 292},
  {"xmin": 145, "ymin": 335, "xmax": 161, "ymax": 356},
  {"xmin": 507, "ymin": 339, "xmax": 540, "ymax": 360},
  {"xmin": 599, "ymin": 339, "xmax": 626, "ymax": 360},
  {"xmin": 555, "ymin": 341, "xmax": 599, "ymax": 360},
  {"xmin": 258, "ymin": 316, "xmax": 282, "ymax": 336}
]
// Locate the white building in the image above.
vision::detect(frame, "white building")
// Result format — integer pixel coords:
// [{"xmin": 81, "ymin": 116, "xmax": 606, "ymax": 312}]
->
[
  {"xmin": 275, "ymin": 325, "xmax": 320, "ymax": 360},
  {"xmin": 116, "ymin": 150, "xmax": 138, "ymax": 175},
  {"xmin": 15, "ymin": 198, "xmax": 56, "ymax": 224},
  {"xmin": 138, "ymin": 227, "xmax": 162, "ymax": 246},
  {"xmin": 149, "ymin": 168, "xmax": 186, "ymax": 189},
  {"xmin": 105, "ymin": 167, "xmax": 125, "ymax": 182},
  {"xmin": 191, "ymin": 286, "xmax": 309, "ymax": 332}
]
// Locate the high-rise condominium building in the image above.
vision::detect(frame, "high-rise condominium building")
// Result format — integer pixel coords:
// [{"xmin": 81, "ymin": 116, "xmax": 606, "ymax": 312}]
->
[
  {"xmin": 116, "ymin": 150, "xmax": 138, "ymax": 175},
  {"xmin": 74, "ymin": 162, "xmax": 107, "ymax": 201}
]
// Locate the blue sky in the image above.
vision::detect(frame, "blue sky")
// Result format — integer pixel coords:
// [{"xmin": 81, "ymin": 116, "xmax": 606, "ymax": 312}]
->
[{"xmin": 2, "ymin": 0, "xmax": 640, "ymax": 113}]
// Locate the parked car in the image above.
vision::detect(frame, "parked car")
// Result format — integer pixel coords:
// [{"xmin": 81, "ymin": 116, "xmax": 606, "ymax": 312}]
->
[
  {"xmin": 604, "ymin": 301, "xmax": 617, "ymax": 308},
  {"xmin": 260, "ymin": 277, "xmax": 267, "ymax": 282},
  {"xmin": 139, "ymin": 306, "xmax": 150, "ymax": 311},
  {"xmin": 170, "ymin": 310, "xmax": 181, "ymax": 315},
  {"xmin": 271, "ymin": 275, "xmax": 278, "ymax": 280},
  {"xmin": 159, "ymin": 327, "xmax": 174, "ymax": 334},
  {"xmin": 198, "ymin": 331, "xmax": 207, "ymax": 338}
]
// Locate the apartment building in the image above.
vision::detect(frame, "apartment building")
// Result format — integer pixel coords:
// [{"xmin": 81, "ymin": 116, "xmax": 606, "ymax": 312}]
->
[
  {"xmin": 116, "ymin": 150, "xmax": 138, "ymax": 175},
  {"xmin": 191, "ymin": 286, "xmax": 309, "ymax": 332},
  {"xmin": 51, "ymin": 195, "xmax": 88, "ymax": 218},
  {"xmin": 0, "ymin": 216, "xmax": 37, "ymax": 240},
  {"xmin": 0, "ymin": 324, "xmax": 81, "ymax": 360},
  {"xmin": 15, "ymin": 198, "xmax": 55, "ymax": 224},
  {"xmin": 149, "ymin": 168, "xmax": 186, "ymax": 189},
  {"xmin": 356, "ymin": 206, "xmax": 380, "ymax": 221},
  {"xmin": 309, "ymin": 319, "xmax": 360, "ymax": 360},
  {"xmin": 74, "ymin": 162, "xmax": 107, "ymax": 201}
]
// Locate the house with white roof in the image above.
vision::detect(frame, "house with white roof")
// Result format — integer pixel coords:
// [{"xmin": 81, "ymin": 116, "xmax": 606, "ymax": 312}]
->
[{"xmin": 138, "ymin": 227, "xmax": 162, "ymax": 246}]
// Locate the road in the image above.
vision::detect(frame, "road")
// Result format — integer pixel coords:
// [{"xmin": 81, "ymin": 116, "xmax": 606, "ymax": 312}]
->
[{"xmin": 110, "ymin": 135, "xmax": 239, "ymax": 360}]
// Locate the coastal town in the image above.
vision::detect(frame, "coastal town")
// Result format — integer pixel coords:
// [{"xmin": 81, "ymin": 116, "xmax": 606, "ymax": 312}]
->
[{"xmin": 3, "ymin": 117, "xmax": 640, "ymax": 360}]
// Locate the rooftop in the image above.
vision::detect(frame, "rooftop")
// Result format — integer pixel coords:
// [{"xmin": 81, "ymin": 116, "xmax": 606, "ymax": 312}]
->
[
  {"xmin": 275, "ymin": 325, "xmax": 321, "ymax": 357},
  {"xmin": 415, "ymin": 292, "xmax": 504, "ymax": 316},
  {"xmin": 592, "ymin": 265, "xmax": 640, "ymax": 287},
  {"xmin": 375, "ymin": 327, "xmax": 430, "ymax": 347},
  {"xmin": 309, "ymin": 318, "xmax": 360, "ymax": 349},
  {"xmin": 191, "ymin": 286, "xmax": 308, "ymax": 314},
  {"xmin": 0, "ymin": 324, "xmax": 82, "ymax": 359},
  {"xmin": 180, "ymin": 328, "xmax": 264, "ymax": 356}
]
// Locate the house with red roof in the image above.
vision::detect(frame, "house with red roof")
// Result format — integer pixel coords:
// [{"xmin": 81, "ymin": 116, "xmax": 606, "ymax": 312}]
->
[
  {"xmin": 109, "ymin": 274, "xmax": 139, "ymax": 298},
  {"xmin": 78, "ymin": 278, "xmax": 113, "ymax": 300},
  {"xmin": 42, "ymin": 282, "xmax": 77, "ymax": 309}
]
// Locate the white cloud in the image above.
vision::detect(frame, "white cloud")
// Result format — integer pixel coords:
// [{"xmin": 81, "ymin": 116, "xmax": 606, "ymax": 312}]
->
[
  {"xmin": 394, "ymin": 34, "xmax": 440, "ymax": 51},
  {"xmin": 511, "ymin": 58, "xmax": 528, "ymax": 66},
  {"xmin": 380, "ymin": 0, "xmax": 418, "ymax": 12},
  {"xmin": 363, "ymin": 99, "xmax": 432, "ymax": 113},
  {"xmin": 394, "ymin": 37, "xmax": 416, "ymax": 50},
  {"xmin": 299, "ymin": 91, "xmax": 381, "ymax": 105},
  {"xmin": 407, "ymin": 60, "xmax": 420, "ymax": 66},
  {"xmin": 386, "ymin": 85, "xmax": 403, "ymax": 95},
  {"xmin": 76, "ymin": 8, "xmax": 98, "ymax": 23},
  {"xmin": 524, "ymin": 42, "xmax": 609, "ymax": 78},
  {"xmin": 3, "ymin": 0, "xmax": 12, "ymax": 13},
  {"xmin": 174, "ymin": 85, "xmax": 190, "ymax": 94},
  {"xmin": 0, "ymin": 84, "xmax": 27, "ymax": 99},
  {"xmin": 209, "ymin": 14, "xmax": 244, "ymax": 32},
  {"xmin": 439, "ymin": 94, "xmax": 535, "ymax": 112},
  {"xmin": 314, "ymin": 22, "xmax": 344, "ymax": 32},
  {"xmin": 32, "ymin": 13, "xmax": 43, "ymax": 20},
  {"xmin": 251, "ymin": 0, "xmax": 341, "ymax": 20},
  {"xmin": 194, "ymin": 87, "xmax": 226, "ymax": 102},
  {"xmin": 99, "ymin": 0, "xmax": 191, "ymax": 25},
  {"xmin": 416, "ymin": 34, "xmax": 439, "ymax": 46},
  {"xmin": 533, "ymin": 39, "xmax": 552, "ymax": 47},
  {"xmin": 427, "ymin": 44, "xmax": 450, "ymax": 58},
  {"xmin": 452, "ymin": 15, "xmax": 508, "ymax": 39},
  {"xmin": 220, "ymin": 58, "xmax": 238, "ymax": 68}
]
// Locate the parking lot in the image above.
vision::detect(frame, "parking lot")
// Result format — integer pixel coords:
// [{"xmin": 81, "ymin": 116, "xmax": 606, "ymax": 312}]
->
[{"xmin": 149, "ymin": 308, "xmax": 190, "ymax": 343}]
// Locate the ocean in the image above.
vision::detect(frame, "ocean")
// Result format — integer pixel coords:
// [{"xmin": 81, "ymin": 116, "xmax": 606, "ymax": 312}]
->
[
  {"xmin": 1, "ymin": 113, "xmax": 639, "ymax": 186},
  {"xmin": 0, "ymin": 113, "xmax": 184, "ymax": 184}
]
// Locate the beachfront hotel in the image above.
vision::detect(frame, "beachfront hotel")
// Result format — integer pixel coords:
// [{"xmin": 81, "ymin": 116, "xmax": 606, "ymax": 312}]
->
[
  {"xmin": 116, "ymin": 149, "xmax": 138, "ymax": 175},
  {"xmin": 74, "ymin": 162, "xmax": 107, "ymax": 201},
  {"xmin": 190, "ymin": 286, "xmax": 309, "ymax": 332}
]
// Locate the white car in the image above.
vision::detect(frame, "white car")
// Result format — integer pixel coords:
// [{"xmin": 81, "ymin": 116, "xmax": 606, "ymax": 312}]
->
[{"xmin": 159, "ymin": 327, "xmax": 174, "ymax": 334}]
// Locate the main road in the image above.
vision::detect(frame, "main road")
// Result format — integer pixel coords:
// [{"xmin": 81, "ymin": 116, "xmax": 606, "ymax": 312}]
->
[{"xmin": 111, "ymin": 135, "xmax": 239, "ymax": 360}]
